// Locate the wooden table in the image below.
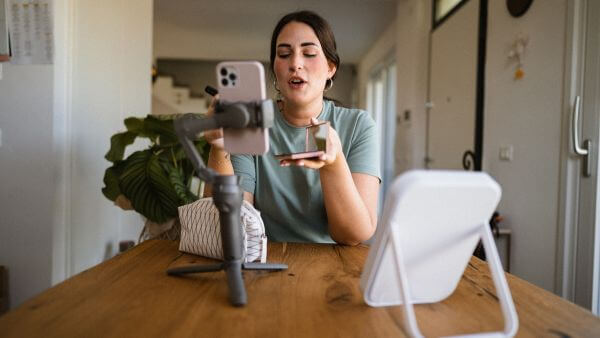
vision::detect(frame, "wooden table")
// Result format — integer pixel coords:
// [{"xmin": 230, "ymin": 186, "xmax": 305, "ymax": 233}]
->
[{"xmin": 1, "ymin": 240, "xmax": 599, "ymax": 337}]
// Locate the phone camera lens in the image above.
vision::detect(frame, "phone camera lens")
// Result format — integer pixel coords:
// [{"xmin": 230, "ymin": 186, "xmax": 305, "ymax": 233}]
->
[
  {"xmin": 221, "ymin": 78, "xmax": 229, "ymax": 86},
  {"xmin": 220, "ymin": 68, "xmax": 228, "ymax": 76},
  {"xmin": 229, "ymin": 73, "xmax": 237, "ymax": 81}
]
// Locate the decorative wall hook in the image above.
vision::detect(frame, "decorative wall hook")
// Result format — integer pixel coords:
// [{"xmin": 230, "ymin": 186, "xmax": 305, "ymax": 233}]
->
[{"xmin": 507, "ymin": 33, "xmax": 529, "ymax": 80}]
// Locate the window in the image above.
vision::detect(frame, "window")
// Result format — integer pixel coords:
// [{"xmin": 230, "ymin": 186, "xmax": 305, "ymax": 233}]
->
[{"xmin": 367, "ymin": 61, "xmax": 396, "ymax": 210}]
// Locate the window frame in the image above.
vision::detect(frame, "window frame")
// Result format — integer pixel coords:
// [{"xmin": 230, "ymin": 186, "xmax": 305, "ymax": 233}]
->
[{"xmin": 366, "ymin": 54, "xmax": 397, "ymax": 209}]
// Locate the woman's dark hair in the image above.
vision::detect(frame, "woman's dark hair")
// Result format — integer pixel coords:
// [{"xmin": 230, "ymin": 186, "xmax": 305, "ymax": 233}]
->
[{"xmin": 269, "ymin": 10, "xmax": 340, "ymax": 82}]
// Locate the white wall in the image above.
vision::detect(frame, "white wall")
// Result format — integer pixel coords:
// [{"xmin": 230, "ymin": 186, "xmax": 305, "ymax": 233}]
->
[
  {"xmin": 0, "ymin": 0, "xmax": 152, "ymax": 309},
  {"xmin": 68, "ymin": 0, "xmax": 152, "ymax": 275},
  {"xmin": 0, "ymin": 64, "xmax": 54, "ymax": 309},
  {"xmin": 483, "ymin": 0, "xmax": 567, "ymax": 291},
  {"xmin": 393, "ymin": 0, "xmax": 431, "ymax": 174}
]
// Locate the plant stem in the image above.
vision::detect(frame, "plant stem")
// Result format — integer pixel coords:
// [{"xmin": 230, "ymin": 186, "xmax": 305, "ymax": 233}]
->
[{"xmin": 170, "ymin": 148, "xmax": 178, "ymax": 168}]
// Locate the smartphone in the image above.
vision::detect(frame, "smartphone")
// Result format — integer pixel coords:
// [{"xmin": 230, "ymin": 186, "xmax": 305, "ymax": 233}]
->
[
  {"xmin": 216, "ymin": 61, "xmax": 269, "ymax": 154},
  {"xmin": 274, "ymin": 122, "xmax": 329, "ymax": 161}
]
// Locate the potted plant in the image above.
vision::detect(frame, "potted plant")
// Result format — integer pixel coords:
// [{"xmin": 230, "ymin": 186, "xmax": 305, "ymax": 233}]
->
[{"xmin": 101, "ymin": 114, "xmax": 210, "ymax": 240}]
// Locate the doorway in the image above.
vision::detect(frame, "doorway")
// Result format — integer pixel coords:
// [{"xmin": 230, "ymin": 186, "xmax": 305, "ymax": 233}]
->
[{"xmin": 367, "ymin": 59, "xmax": 397, "ymax": 206}]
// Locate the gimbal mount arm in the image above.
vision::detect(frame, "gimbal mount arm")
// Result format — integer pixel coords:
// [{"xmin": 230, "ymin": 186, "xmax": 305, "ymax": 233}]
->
[{"xmin": 173, "ymin": 99, "xmax": 275, "ymax": 183}]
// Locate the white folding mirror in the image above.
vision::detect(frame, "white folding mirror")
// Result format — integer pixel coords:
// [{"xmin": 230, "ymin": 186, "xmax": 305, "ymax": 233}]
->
[{"xmin": 361, "ymin": 170, "xmax": 518, "ymax": 337}]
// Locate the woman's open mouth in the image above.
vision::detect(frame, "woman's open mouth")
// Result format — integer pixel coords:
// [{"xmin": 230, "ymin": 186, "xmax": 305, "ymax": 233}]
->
[{"xmin": 288, "ymin": 77, "xmax": 306, "ymax": 89}]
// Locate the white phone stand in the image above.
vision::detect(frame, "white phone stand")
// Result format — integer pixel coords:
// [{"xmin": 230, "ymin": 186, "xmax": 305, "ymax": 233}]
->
[{"xmin": 361, "ymin": 170, "xmax": 518, "ymax": 337}]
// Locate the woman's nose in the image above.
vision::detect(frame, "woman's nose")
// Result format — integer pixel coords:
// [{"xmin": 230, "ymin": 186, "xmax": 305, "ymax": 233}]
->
[{"xmin": 289, "ymin": 53, "xmax": 303, "ymax": 71}]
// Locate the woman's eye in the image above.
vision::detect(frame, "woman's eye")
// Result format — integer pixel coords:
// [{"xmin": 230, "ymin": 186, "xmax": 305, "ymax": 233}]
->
[
  {"xmin": 304, "ymin": 54, "xmax": 317, "ymax": 58},
  {"xmin": 277, "ymin": 53, "xmax": 290, "ymax": 58}
]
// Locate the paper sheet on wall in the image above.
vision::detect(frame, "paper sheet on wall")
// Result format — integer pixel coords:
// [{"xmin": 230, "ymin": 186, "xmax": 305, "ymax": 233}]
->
[
  {"xmin": 0, "ymin": 0, "xmax": 10, "ymax": 60},
  {"xmin": 7, "ymin": 0, "xmax": 53, "ymax": 64}
]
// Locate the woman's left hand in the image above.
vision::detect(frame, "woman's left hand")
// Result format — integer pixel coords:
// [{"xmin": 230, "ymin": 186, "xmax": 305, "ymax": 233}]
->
[{"xmin": 279, "ymin": 117, "xmax": 343, "ymax": 170}]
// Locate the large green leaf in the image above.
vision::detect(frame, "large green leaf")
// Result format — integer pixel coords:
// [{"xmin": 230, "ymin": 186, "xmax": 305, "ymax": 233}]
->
[
  {"xmin": 123, "ymin": 117, "xmax": 148, "ymax": 136},
  {"xmin": 144, "ymin": 115, "xmax": 179, "ymax": 146},
  {"xmin": 168, "ymin": 166, "xmax": 197, "ymax": 205},
  {"xmin": 106, "ymin": 115, "xmax": 182, "ymax": 164},
  {"xmin": 168, "ymin": 139, "xmax": 209, "ymax": 162},
  {"xmin": 101, "ymin": 161, "xmax": 126, "ymax": 201},
  {"xmin": 151, "ymin": 113, "xmax": 182, "ymax": 121},
  {"xmin": 124, "ymin": 116, "xmax": 162, "ymax": 141},
  {"xmin": 119, "ymin": 150, "xmax": 180, "ymax": 223},
  {"xmin": 172, "ymin": 145, "xmax": 187, "ymax": 162},
  {"xmin": 124, "ymin": 117, "xmax": 144, "ymax": 133},
  {"xmin": 105, "ymin": 131, "xmax": 137, "ymax": 163}
]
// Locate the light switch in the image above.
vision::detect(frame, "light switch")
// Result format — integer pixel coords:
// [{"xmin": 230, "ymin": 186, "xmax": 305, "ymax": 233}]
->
[
  {"xmin": 499, "ymin": 145, "xmax": 513, "ymax": 161},
  {"xmin": 0, "ymin": 64, "xmax": 3, "ymax": 80}
]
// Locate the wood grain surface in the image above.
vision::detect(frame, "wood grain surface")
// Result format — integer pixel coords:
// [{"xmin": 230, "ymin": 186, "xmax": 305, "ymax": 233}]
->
[{"xmin": 0, "ymin": 240, "xmax": 599, "ymax": 337}]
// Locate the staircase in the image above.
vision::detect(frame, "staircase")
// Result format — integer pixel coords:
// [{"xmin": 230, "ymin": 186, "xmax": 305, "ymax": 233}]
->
[{"xmin": 152, "ymin": 76, "xmax": 208, "ymax": 116}]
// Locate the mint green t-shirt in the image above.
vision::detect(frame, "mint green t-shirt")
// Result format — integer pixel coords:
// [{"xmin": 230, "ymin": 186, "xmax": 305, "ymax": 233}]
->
[{"xmin": 231, "ymin": 100, "xmax": 380, "ymax": 243}]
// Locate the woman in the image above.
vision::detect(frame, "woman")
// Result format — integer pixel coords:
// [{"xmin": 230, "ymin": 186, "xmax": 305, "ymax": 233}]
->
[{"xmin": 205, "ymin": 10, "xmax": 380, "ymax": 245}]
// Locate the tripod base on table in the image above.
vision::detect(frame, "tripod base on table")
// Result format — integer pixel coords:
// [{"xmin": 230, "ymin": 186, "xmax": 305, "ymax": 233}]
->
[{"xmin": 167, "ymin": 260, "xmax": 287, "ymax": 306}]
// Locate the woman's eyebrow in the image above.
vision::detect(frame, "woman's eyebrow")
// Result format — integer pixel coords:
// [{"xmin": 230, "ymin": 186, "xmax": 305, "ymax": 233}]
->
[{"xmin": 276, "ymin": 42, "xmax": 319, "ymax": 48}]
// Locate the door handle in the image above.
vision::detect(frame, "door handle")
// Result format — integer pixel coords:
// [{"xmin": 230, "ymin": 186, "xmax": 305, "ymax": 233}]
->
[{"xmin": 571, "ymin": 95, "xmax": 592, "ymax": 176}]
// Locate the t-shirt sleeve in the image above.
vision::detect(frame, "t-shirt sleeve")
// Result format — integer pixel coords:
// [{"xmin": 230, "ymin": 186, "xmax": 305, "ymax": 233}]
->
[
  {"xmin": 346, "ymin": 112, "xmax": 381, "ymax": 181},
  {"xmin": 230, "ymin": 154, "xmax": 256, "ymax": 194}
]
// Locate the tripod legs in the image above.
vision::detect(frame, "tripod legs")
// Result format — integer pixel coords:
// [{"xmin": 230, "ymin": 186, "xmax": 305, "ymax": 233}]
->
[
  {"xmin": 166, "ymin": 259, "xmax": 287, "ymax": 307},
  {"xmin": 243, "ymin": 262, "xmax": 288, "ymax": 270},
  {"xmin": 167, "ymin": 263, "xmax": 224, "ymax": 275},
  {"xmin": 166, "ymin": 262, "xmax": 287, "ymax": 274}
]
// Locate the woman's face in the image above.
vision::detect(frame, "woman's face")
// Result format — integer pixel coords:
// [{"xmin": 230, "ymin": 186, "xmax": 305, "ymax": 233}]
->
[{"xmin": 273, "ymin": 21, "xmax": 336, "ymax": 109}]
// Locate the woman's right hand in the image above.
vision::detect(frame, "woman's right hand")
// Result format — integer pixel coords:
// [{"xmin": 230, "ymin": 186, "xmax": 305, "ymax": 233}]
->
[{"xmin": 204, "ymin": 95, "xmax": 225, "ymax": 150}]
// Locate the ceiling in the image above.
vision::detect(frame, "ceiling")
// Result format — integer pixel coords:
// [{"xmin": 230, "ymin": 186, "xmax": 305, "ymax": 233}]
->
[{"xmin": 153, "ymin": 0, "xmax": 397, "ymax": 64}]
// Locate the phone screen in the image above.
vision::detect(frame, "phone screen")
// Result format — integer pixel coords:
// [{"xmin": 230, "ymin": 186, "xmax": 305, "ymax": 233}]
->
[
  {"xmin": 306, "ymin": 122, "xmax": 328, "ymax": 152},
  {"xmin": 216, "ymin": 61, "xmax": 269, "ymax": 155},
  {"xmin": 274, "ymin": 122, "xmax": 329, "ymax": 160}
]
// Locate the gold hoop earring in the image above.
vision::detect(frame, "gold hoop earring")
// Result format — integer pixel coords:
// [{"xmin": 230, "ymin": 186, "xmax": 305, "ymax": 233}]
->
[
  {"xmin": 324, "ymin": 78, "xmax": 334, "ymax": 92},
  {"xmin": 273, "ymin": 79, "xmax": 281, "ymax": 93}
]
